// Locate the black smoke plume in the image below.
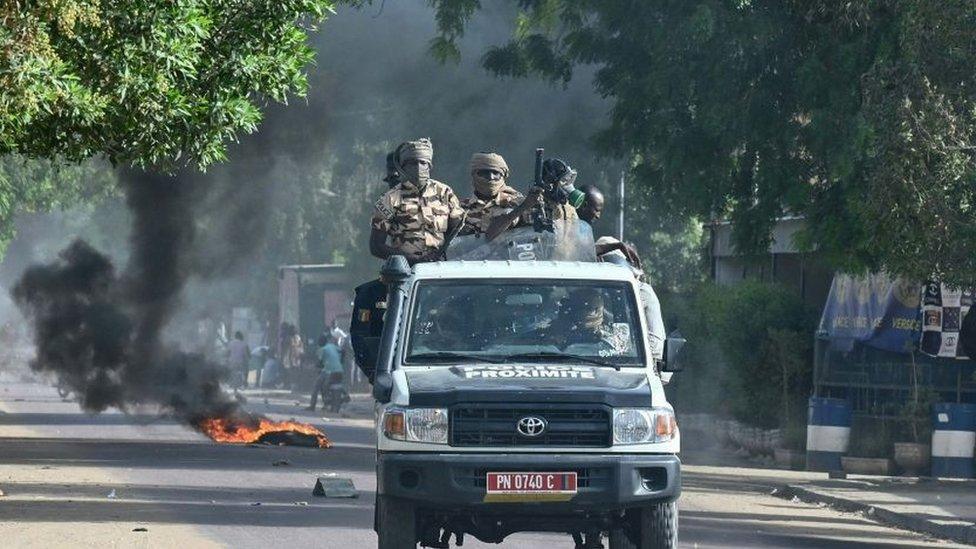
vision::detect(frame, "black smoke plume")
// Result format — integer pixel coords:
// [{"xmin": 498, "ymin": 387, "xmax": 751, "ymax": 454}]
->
[{"xmin": 12, "ymin": 171, "xmax": 238, "ymax": 421}]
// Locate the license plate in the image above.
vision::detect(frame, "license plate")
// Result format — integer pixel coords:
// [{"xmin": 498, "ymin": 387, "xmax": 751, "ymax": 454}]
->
[{"xmin": 485, "ymin": 472, "xmax": 578, "ymax": 495}]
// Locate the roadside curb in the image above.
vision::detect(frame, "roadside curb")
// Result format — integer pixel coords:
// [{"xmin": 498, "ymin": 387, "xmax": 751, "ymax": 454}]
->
[{"xmin": 773, "ymin": 483, "xmax": 976, "ymax": 546}]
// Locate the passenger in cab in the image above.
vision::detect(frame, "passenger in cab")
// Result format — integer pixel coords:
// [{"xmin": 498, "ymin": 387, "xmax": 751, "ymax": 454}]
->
[
  {"xmin": 550, "ymin": 288, "xmax": 609, "ymax": 347},
  {"xmin": 600, "ymin": 249, "xmax": 665, "ymax": 361}
]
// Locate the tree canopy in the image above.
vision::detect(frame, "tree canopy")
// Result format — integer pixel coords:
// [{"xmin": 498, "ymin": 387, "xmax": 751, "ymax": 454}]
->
[
  {"xmin": 2, "ymin": 0, "xmax": 333, "ymax": 170},
  {"xmin": 428, "ymin": 0, "xmax": 976, "ymax": 286},
  {"xmin": 0, "ymin": 0, "xmax": 333, "ymax": 255}
]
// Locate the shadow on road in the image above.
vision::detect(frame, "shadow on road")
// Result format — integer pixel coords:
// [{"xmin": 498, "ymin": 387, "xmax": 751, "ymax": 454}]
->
[
  {"xmin": 0, "ymin": 498, "xmax": 374, "ymax": 528},
  {"xmin": 682, "ymin": 509, "xmax": 937, "ymax": 548},
  {"xmin": 0, "ymin": 412, "xmax": 178, "ymax": 426},
  {"xmin": 0, "ymin": 437, "xmax": 376, "ymax": 472}
]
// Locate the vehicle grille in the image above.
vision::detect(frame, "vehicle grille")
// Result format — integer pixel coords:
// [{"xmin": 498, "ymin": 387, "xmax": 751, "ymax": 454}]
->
[
  {"xmin": 452, "ymin": 467, "xmax": 610, "ymax": 490},
  {"xmin": 450, "ymin": 404, "xmax": 612, "ymax": 447}
]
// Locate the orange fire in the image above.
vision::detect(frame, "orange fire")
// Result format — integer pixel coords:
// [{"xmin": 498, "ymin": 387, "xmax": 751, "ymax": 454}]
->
[{"xmin": 196, "ymin": 415, "xmax": 332, "ymax": 448}]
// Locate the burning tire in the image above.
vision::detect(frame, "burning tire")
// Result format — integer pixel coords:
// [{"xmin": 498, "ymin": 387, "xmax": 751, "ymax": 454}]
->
[
  {"xmin": 376, "ymin": 495, "xmax": 417, "ymax": 549},
  {"xmin": 608, "ymin": 502, "xmax": 678, "ymax": 549}
]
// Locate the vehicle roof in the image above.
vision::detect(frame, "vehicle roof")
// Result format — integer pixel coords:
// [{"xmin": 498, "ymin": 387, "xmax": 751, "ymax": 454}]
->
[{"xmin": 411, "ymin": 260, "xmax": 636, "ymax": 281}]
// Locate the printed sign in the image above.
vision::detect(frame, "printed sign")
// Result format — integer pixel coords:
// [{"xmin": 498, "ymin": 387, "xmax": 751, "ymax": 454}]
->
[
  {"xmin": 818, "ymin": 274, "xmax": 920, "ymax": 353},
  {"xmin": 919, "ymin": 281, "xmax": 973, "ymax": 359},
  {"xmin": 483, "ymin": 472, "xmax": 578, "ymax": 502},
  {"xmin": 459, "ymin": 365, "xmax": 596, "ymax": 380},
  {"xmin": 486, "ymin": 472, "xmax": 578, "ymax": 494}
]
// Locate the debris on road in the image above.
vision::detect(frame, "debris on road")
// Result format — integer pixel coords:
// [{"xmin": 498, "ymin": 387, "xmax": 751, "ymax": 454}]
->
[
  {"xmin": 272, "ymin": 459, "xmax": 290, "ymax": 466},
  {"xmin": 0, "ymin": 488, "xmax": 5, "ymax": 497},
  {"xmin": 313, "ymin": 475, "xmax": 357, "ymax": 498},
  {"xmin": 251, "ymin": 502, "xmax": 262, "ymax": 506},
  {"xmin": 132, "ymin": 528, "xmax": 148, "ymax": 532},
  {"xmin": 294, "ymin": 501, "xmax": 308, "ymax": 506},
  {"xmin": 107, "ymin": 489, "xmax": 117, "ymax": 499}
]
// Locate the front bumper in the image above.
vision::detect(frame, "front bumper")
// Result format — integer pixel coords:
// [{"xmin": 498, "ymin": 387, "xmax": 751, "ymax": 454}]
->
[{"xmin": 377, "ymin": 452, "xmax": 680, "ymax": 513}]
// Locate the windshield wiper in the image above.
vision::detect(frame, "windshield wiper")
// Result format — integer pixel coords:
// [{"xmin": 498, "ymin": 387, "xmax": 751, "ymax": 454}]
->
[
  {"xmin": 502, "ymin": 351, "xmax": 622, "ymax": 370},
  {"xmin": 407, "ymin": 351, "xmax": 506, "ymax": 364}
]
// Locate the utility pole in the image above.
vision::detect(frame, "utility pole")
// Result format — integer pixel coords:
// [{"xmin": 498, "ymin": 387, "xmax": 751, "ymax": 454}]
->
[{"xmin": 618, "ymin": 170, "xmax": 625, "ymax": 240}]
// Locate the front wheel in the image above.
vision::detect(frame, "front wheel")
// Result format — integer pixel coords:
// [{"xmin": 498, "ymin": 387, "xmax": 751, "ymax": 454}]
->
[
  {"xmin": 608, "ymin": 501, "xmax": 678, "ymax": 549},
  {"xmin": 376, "ymin": 495, "xmax": 417, "ymax": 549}
]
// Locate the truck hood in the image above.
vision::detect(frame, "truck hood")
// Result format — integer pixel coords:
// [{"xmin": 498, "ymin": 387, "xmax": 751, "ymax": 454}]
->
[{"xmin": 403, "ymin": 364, "xmax": 653, "ymax": 407}]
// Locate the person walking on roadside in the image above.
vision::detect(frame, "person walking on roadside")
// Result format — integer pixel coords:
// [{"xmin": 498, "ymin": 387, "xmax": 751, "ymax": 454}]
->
[
  {"xmin": 227, "ymin": 331, "xmax": 251, "ymax": 389},
  {"xmin": 259, "ymin": 349, "xmax": 283, "ymax": 389}
]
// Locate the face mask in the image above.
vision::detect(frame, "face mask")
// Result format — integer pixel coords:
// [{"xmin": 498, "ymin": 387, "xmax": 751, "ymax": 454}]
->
[
  {"xmin": 402, "ymin": 162, "xmax": 431, "ymax": 188},
  {"xmin": 473, "ymin": 174, "xmax": 505, "ymax": 198}
]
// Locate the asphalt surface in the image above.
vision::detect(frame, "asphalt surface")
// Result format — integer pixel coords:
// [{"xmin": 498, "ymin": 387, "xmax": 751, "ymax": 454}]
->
[{"xmin": 0, "ymin": 376, "xmax": 965, "ymax": 549}]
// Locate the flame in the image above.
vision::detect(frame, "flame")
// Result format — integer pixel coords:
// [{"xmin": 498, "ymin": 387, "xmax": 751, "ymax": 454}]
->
[{"xmin": 196, "ymin": 415, "xmax": 332, "ymax": 448}]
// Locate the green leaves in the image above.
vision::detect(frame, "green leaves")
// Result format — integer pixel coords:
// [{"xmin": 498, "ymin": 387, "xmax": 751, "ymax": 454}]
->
[
  {"xmin": 427, "ymin": 0, "xmax": 976, "ymax": 285},
  {"xmin": 2, "ymin": 0, "xmax": 334, "ymax": 171}
]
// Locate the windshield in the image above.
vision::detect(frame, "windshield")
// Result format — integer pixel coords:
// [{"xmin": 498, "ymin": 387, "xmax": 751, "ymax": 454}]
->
[
  {"xmin": 447, "ymin": 220, "xmax": 597, "ymax": 262},
  {"xmin": 404, "ymin": 280, "xmax": 645, "ymax": 367}
]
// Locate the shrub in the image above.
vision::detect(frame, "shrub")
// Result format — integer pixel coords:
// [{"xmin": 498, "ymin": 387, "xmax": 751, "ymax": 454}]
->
[{"xmin": 664, "ymin": 280, "xmax": 816, "ymax": 429}]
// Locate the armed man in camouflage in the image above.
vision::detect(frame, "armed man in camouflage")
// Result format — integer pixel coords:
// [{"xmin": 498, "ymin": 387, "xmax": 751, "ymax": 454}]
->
[
  {"xmin": 459, "ymin": 152, "xmax": 530, "ymax": 236},
  {"xmin": 485, "ymin": 157, "xmax": 581, "ymax": 240},
  {"xmin": 369, "ymin": 138, "xmax": 464, "ymax": 264}
]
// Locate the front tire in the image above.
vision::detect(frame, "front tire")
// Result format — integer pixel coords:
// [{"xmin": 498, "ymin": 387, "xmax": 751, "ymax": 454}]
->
[
  {"xmin": 608, "ymin": 502, "xmax": 678, "ymax": 549},
  {"xmin": 376, "ymin": 495, "xmax": 417, "ymax": 549}
]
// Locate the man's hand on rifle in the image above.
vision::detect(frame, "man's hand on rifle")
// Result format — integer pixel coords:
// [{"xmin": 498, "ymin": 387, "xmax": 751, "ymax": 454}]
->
[
  {"xmin": 486, "ymin": 186, "xmax": 544, "ymax": 242},
  {"xmin": 524, "ymin": 186, "xmax": 544, "ymax": 207}
]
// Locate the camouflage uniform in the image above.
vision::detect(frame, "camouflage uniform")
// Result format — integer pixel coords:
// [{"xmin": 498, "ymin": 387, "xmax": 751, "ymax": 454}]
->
[
  {"xmin": 460, "ymin": 186, "xmax": 530, "ymax": 235},
  {"xmin": 372, "ymin": 180, "xmax": 464, "ymax": 257},
  {"xmin": 545, "ymin": 198, "xmax": 579, "ymax": 221}
]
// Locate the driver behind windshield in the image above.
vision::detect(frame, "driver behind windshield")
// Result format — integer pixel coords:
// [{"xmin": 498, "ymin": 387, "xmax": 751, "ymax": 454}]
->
[
  {"xmin": 550, "ymin": 288, "xmax": 608, "ymax": 347},
  {"xmin": 416, "ymin": 295, "xmax": 474, "ymax": 351}
]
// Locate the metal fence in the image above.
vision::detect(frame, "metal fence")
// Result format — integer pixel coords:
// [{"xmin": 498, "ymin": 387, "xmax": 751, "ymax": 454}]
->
[{"xmin": 813, "ymin": 338, "xmax": 976, "ymax": 419}]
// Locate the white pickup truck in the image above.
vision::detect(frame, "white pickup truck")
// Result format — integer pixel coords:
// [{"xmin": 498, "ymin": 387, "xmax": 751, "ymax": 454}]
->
[{"xmin": 353, "ymin": 223, "xmax": 685, "ymax": 549}]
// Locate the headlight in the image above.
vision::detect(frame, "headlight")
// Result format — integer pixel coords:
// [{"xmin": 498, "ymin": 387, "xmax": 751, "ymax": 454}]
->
[
  {"xmin": 383, "ymin": 407, "xmax": 448, "ymax": 444},
  {"xmin": 613, "ymin": 408, "xmax": 677, "ymax": 445}
]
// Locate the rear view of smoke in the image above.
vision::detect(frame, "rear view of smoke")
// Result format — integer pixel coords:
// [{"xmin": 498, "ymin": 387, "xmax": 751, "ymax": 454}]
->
[{"xmin": 13, "ymin": 171, "xmax": 238, "ymax": 422}]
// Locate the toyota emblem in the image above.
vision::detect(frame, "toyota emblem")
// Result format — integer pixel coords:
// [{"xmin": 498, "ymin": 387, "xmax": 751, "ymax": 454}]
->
[{"xmin": 516, "ymin": 416, "xmax": 547, "ymax": 437}]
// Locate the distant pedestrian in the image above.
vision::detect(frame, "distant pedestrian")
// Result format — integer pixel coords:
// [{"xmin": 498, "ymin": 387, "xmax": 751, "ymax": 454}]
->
[
  {"xmin": 227, "ymin": 331, "xmax": 251, "ymax": 388},
  {"xmin": 249, "ymin": 346, "xmax": 269, "ymax": 387},
  {"xmin": 330, "ymin": 318, "xmax": 348, "ymax": 348},
  {"xmin": 260, "ymin": 349, "xmax": 283, "ymax": 389},
  {"xmin": 307, "ymin": 333, "xmax": 343, "ymax": 411}
]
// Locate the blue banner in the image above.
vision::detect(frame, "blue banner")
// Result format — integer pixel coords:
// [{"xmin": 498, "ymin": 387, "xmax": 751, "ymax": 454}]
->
[{"xmin": 817, "ymin": 274, "xmax": 920, "ymax": 353}]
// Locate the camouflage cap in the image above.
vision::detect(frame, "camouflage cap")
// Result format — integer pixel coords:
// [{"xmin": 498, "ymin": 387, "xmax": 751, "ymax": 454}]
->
[
  {"xmin": 397, "ymin": 138, "xmax": 433, "ymax": 163},
  {"xmin": 469, "ymin": 152, "xmax": 509, "ymax": 177}
]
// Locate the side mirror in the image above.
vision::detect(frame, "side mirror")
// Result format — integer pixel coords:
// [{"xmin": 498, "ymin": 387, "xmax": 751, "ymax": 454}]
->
[{"xmin": 661, "ymin": 332, "xmax": 686, "ymax": 373}]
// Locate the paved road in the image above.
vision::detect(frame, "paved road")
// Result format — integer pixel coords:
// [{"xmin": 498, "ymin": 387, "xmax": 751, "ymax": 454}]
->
[{"xmin": 0, "ymin": 376, "xmax": 964, "ymax": 548}]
